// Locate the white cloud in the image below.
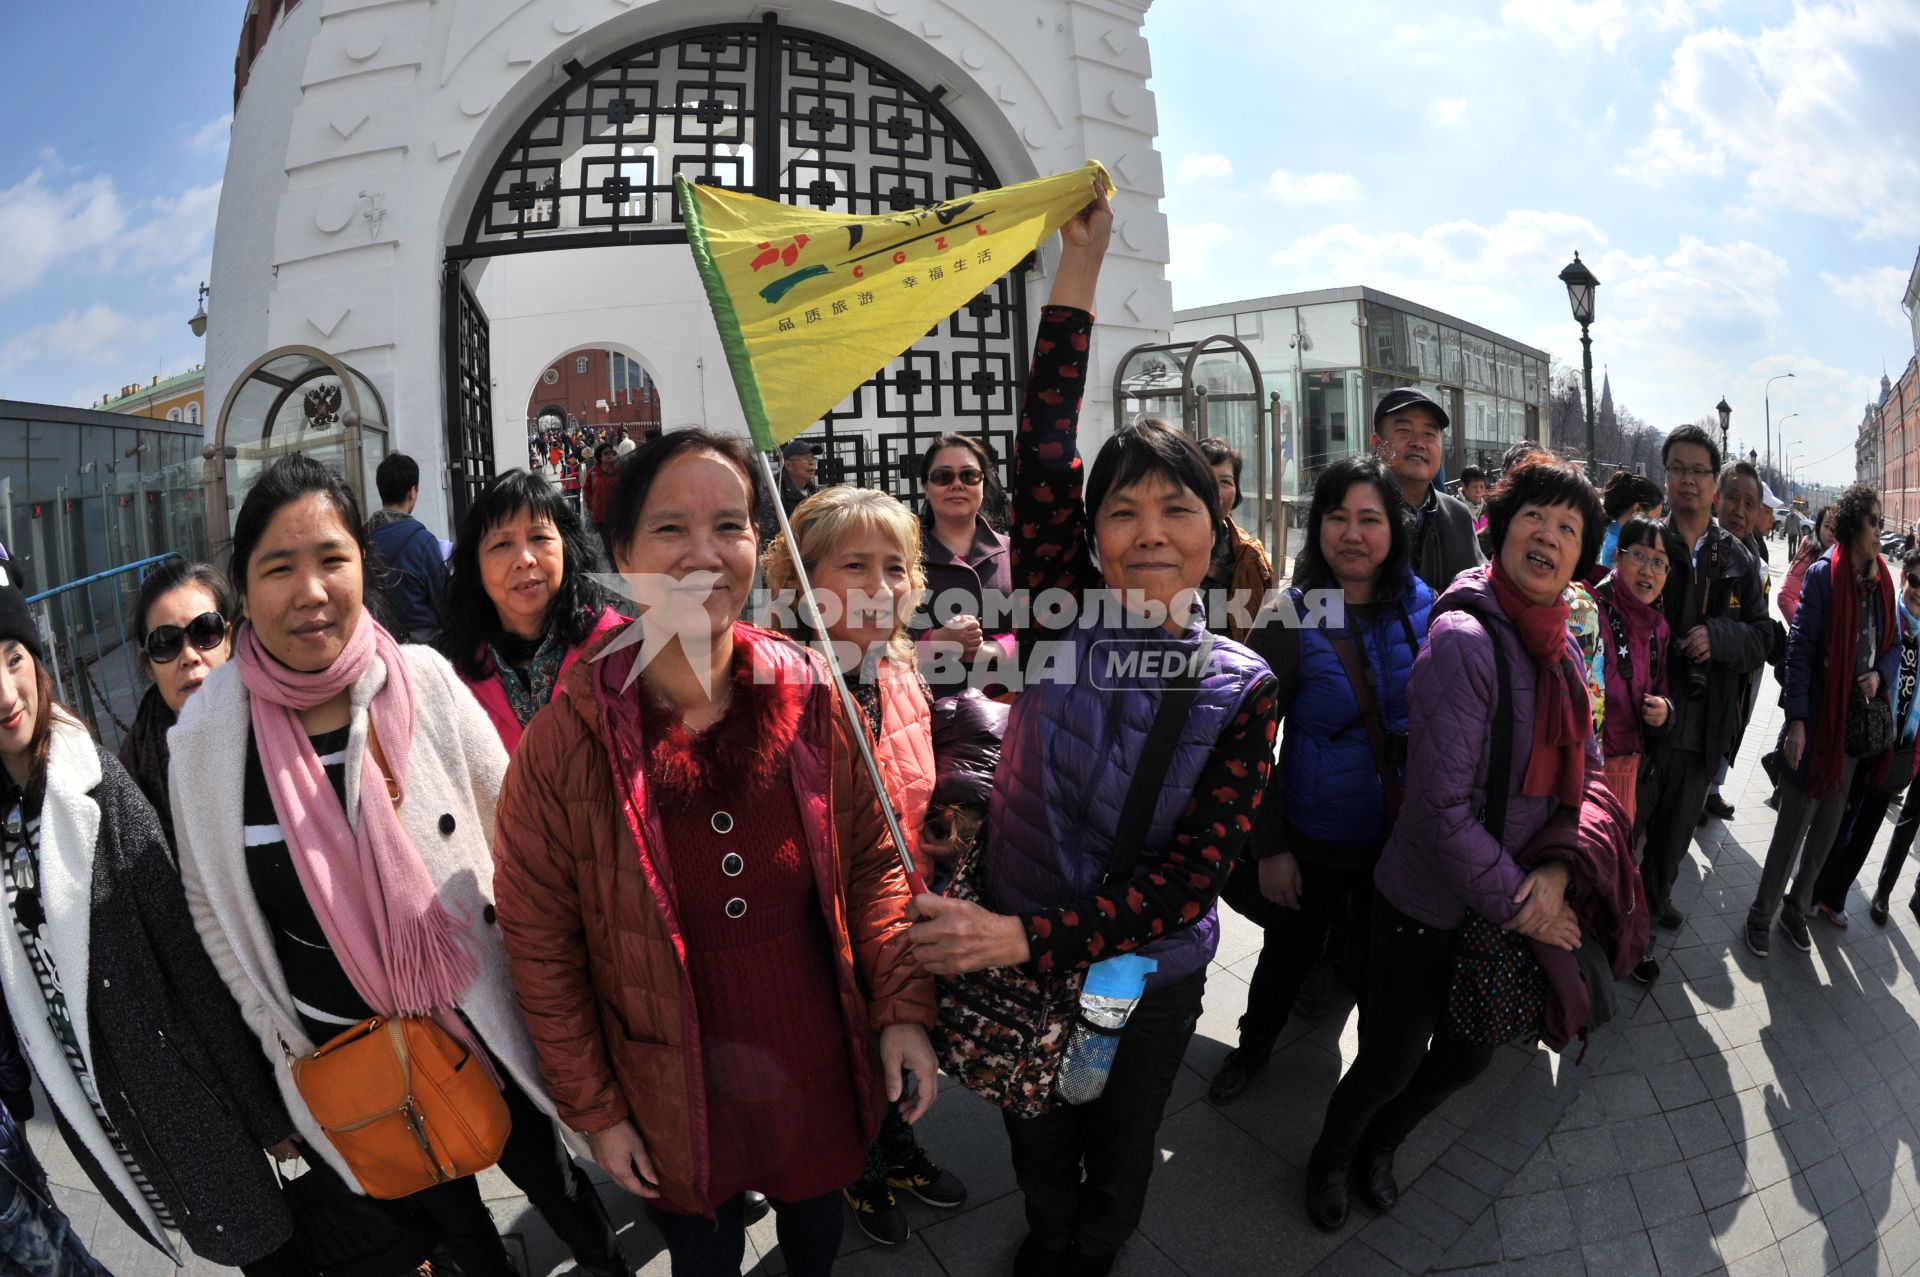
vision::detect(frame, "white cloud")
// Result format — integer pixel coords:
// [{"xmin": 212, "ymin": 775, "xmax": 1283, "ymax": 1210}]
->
[
  {"xmin": 1175, "ymin": 153, "xmax": 1233, "ymax": 184},
  {"xmin": 0, "ymin": 304, "xmax": 165, "ymax": 377},
  {"xmin": 188, "ymin": 114, "xmax": 233, "ymax": 154},
  {"xmin": 0, "ymin": 169, "xmax": 126, "ymax": 300},
  {"xmin": 1428, "ymin": 97, "xmax": 1468, "ymax": 126},
  {"xmin": 1822, "ymin": 265, "xmax": 1914, "ymax": 335},
  {"xmin": 1501, "ymin": 0, "xmax": 1633, "ymax": 52},
  {"xmin": 1168, "ymin": 221, "xmax": 1241, "ymax": 284},
  {"xmin": 1624, "ymin": 2, "xmax": 1920, "ymax": 236},
  {"xmin": 1263, "ymin": 169, "xmax": 1365, "ymax": 206}
]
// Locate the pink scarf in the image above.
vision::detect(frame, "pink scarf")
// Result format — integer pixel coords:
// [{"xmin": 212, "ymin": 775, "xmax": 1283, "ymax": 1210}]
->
[{"xmin": 236, "ymin": 616, "xmax": 478, "ymax": 1018}]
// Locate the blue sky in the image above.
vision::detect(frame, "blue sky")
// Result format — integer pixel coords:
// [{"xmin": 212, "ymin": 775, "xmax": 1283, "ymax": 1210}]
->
[{"xmin": 1, "ymin": 1, "xmax": 1915, "ymax": 485}]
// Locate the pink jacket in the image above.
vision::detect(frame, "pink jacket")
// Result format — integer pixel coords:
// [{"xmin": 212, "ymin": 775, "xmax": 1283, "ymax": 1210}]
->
[{"xmin": 462, "ymin": 607, "xmax": 625, "ymax": 754}]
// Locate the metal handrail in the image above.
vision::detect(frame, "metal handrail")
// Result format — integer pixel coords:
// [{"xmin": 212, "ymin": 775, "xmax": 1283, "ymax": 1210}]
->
[
  {"xmin": 24, "ymin": 552, "xmax": 181, "ymax": 606},
  {"xmin": 26, "ymin": 552, "xmax": 181, "ymax": 752}
]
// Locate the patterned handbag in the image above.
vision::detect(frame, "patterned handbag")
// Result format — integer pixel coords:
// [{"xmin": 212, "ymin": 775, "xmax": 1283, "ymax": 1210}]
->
[
  {"xmin": 933, "ymin": 676, "xmax": 1202, "ymax": 1119},
  {"xmin": 1846, "ymin": 685, "xmax": 1895, "ymax": 759}
]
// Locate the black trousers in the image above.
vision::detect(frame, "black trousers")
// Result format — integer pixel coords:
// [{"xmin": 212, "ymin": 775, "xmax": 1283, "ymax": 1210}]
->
[
  {"xmin": 386, "ymin": 1060, "xmax": 624, "ymax": 1277},
  {"xmin": 1310, "ymin": 898, "xmax": 1498, "ymax": 1174},
  {"xmin": 647, "ymin": 1190, "xmax": 842, "ymax": 1277},
  {"xmin": 1811, "ymin": 769, "xmax": 1896, "ymax": 912},
  {"xmin": 1637, "ymin": 746, "xmax": 1717, "ymax": 917},
  {"xmin": 1002, "ymin": 967, "xmax": 1206, "ymax": 1257},
  {"xmin": 1876, "ymin": 776, "xmax": 1920, "ymax": 904},
  {"xmin": 1222, "ymin": 854, "xmax": 1375, "ymax": 1049}
]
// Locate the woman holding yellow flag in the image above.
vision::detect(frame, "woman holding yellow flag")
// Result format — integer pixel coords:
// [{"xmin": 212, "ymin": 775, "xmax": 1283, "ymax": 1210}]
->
[{"xmin": 907, "ymin": 189, "xmax": 1281, "ymax": 1275}]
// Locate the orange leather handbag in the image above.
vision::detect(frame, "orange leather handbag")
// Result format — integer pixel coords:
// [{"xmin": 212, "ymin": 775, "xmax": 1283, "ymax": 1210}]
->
[{"xmin": 291, "ymin": 1015, "xmax": 510, "ymax": 1200}]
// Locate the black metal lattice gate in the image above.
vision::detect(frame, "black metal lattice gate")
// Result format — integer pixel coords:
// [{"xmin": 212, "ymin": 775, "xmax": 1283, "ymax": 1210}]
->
[
  {"xmin": 442, "ymin": 261, "xmax": 496, "ymax": 524},
  {"xmin": 445, "ymin": 13, "xmax": 1030, "ymax": 505}
]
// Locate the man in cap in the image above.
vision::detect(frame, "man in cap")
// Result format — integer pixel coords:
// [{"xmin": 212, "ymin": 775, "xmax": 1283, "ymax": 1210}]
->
[
  {"xmin": 779, "ymin": 438, "xmax": 823, "ymax": 517},
  {"xmin": 1371, "ymin": 388, "xmax": 1483, "ymax": 592}
]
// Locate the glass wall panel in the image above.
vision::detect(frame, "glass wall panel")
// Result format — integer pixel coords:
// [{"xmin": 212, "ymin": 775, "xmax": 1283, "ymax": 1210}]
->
[
  {"xmin": 1442, "ymin": 327, "xmax": 1463, "ymax": 386},
  {"xmin": 1298, "ymin": 302, "xmax": 1361, "ymax": 369}
]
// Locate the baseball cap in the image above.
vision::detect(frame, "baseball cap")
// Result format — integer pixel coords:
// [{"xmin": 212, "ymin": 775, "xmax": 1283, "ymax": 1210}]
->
[
  {"xmin": 781, "ymin": 439, "xmax": 823, "ymax": 459},
  {"xmin": 1372, "ymin": 388, "xmax": 1451, "ymax": 431}
]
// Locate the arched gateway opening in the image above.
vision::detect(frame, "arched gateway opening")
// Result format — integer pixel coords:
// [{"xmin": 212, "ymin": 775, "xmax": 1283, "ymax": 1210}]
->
[{"xmin": 443, "ymin": 13, "xmax": 1029, "ymax": 524}]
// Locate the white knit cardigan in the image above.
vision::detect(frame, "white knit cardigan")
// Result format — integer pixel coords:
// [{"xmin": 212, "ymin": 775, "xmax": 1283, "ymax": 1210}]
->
[{"xmin": 168, "ymin": 643, "xmax": 577, "ymax": 1186}]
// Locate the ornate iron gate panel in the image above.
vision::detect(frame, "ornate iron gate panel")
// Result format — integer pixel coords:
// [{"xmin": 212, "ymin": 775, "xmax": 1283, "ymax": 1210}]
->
[
  {"xmin": 442, "ymin": 261, "xmax": 495, "ymax": 524},
  {"xmin": 451, "ymin": 14, "xmax": 1028, "ymax": 501}
]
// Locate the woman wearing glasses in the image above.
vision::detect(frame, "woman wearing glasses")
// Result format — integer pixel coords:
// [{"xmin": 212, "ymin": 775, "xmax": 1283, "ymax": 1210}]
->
[
  {"xmin": 119, "ymin": 560, "xmax": 235, "ymax": 856},
  {"xmin": 1591, "ymin": 518, "xmax": 1674, "ymax": 829},
  {"xmin": 0, "ymin": 582, "xmax": 300, "ymax": 1271},
  {"xmin": 915, "ymin": 435, "xmax": 1014, "ymax": 694}
]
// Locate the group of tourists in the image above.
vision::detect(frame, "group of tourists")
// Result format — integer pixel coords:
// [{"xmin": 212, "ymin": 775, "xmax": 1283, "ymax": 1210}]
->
[{"xmin": 0, "ymin": 184, "xmax": 1905, "ymax": 1277}]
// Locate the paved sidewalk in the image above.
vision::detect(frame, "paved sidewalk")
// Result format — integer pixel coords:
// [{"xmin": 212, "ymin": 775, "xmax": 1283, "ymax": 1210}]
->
[{"xmin": 33, "ymin": 607, "xmax": 1920, "ymax": 1274}]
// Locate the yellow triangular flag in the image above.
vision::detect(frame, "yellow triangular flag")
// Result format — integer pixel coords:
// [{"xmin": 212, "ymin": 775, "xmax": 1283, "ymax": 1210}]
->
[{"xmin": 679, "ymin": 161, "xmax": 1113, "ymax": 450}]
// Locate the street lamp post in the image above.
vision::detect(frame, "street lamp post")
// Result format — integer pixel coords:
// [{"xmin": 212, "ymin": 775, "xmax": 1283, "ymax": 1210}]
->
[
  {"xmin": 1764, "ymin": 372, "xmax": 1794, "ymax": 475},
  {"xmin": 1559, "ymin": 252, "xmax": 1600, "ymax": 476},
  {"xmin": 187, "ymin": 282, "xmax": 209, "ymax": 338},
  {"xmin": 1717, "ymin": 396, "xmax": 1732, "ymax": 459}
]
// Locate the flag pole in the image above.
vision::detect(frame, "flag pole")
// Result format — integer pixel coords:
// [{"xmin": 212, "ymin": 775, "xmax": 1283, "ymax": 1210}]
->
[{"xmin": 755, "ymin": 448, "xmax": 930, "ymax": 898}]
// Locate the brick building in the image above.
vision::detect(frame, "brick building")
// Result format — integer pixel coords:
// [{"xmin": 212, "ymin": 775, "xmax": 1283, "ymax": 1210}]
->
[
  {"xmin": 1883, "ymin": 356, "xmax": 1920, "ymax": 531},
  {"xmin": 523, "ymin": 348, "xmax": 661, "ymax": 437}
]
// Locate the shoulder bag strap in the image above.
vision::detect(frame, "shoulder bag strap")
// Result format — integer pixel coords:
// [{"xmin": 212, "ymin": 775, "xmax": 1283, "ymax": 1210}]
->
[
  {"xmin": 365, "ymin": 724, "xmax": 402, "ymax": 811},
  {"xmin": 1436, "ymin": 601, "xmax": 1513, "ymax": 844},
  {"xmin": 1326, "ymin": 628, "xmax": 1405, "ymax": 819},
  {"xmin": 1102, "ymin": 651, "xmax": 1208, "ymax": 886}
]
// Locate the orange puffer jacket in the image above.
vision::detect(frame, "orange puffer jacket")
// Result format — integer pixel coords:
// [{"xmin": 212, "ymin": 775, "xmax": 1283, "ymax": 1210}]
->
[{"xmin": 492, "ymin": 622, "xmax": 934, "ymax": 1215}]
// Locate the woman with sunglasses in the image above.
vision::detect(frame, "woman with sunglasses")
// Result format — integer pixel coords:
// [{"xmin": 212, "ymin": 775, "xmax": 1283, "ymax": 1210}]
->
[
  {"xmin": 168, "ymin": 455, "xmax": 631, "ymax": 1277},
  {"xmin": 119, "ymin": 560, "xmax": 235, "ymax": 856},
  {"xmin": 0, "ymin": 582, "xmax": 302, "ymax": 1272},
  {"xmin": 915, "ymin": 435, "xmax": 1014, "ymax": 695}
]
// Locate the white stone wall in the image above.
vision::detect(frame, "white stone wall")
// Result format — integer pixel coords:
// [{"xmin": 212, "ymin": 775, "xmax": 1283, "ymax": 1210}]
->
[{"xmin": 208, "ymin": 0, "xmax": 1171, "ymax": 539}]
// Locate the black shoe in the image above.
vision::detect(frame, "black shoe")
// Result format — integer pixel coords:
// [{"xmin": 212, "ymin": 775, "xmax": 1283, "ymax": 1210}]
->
[
  {"xmin": 1633, "ymin": 958, "xmax": 1660, "ymax": 985},
  {"xmin": 1207, "ymin": 1044, "xmax": 1273, "ymax": 1106},
  {"xmin": 1704, "ymin": 794, "xmax": 1736, "ymax": 821},
  {"xmin": 1745, "ymin": 916, "xmax": 1771, "ymax": 957},
  {"xmin": 1292, "ymin": 962, "xmax": 1334, "ymax": 1020},
  {"xmin": 1657, "ymin": 903, "xmax": 1684, "ymax": 930},
  {"xmin": 743, "ymin": 1190, "xmax": 770, "ymax": 1225},
  {"xmin": 1762, "ymin": 750, "xmax": 1783, "ymax": 787},
  {"xmin": 1014, "ymin": 1234, "xmax": 1071, "ymax": 1277},
  {"xmin": 1065, "ymin": 1252, "xmax": 1118, "ymax": 1277},
  {"xmin": 1781, "ymin": 909, "xmax": 1813, "ymax": 953},
  {"xmin": 1306, "ymin": 1166, "xmax": 1350, "ymax": 1232},
  {"xmin": 843, "ymin": 1177, "xmax": 910, "ymax": 1245},
  {"xmin": 1357, "ymin": 1146, "xmax": 1398, "ymax": 1212},
  {"xmin": 886, "ymin": 1148, "xmax": 967, "ymax": 1208},
  {"xmin": 1872, "ymin": 892, "xmax": 1892, "ymax": 926}
]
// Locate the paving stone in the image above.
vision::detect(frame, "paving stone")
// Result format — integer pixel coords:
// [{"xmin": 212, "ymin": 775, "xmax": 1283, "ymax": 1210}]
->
[
  {"xmin": 1726, "ymin": 1243, "xmax": 1791, "ymax": 1277},
  {"xmin": 1385, "ymin": 1187, "xmax": 1467, "ymax": 1249},
  {"xmin": 1823, "ymin": 1196, "xmax": 1882, "ymax": 1265},
  {"xmin": 1738, "ymin": 1134, "xmax": 1799, "ymax": 1190},
  {"xmin": 1493, "ymin": 1189, "xmax": 1574, "ymax": 1260},
  {"xmin": 1631, "ymin": 1162, "xmax": 1704, "ymax": 1230},
  {"xmin": 1414, "ymin": 1166, "xmax": 1491, "ymax": 1223},
  {"xmin": 1805, "ymin": 1154, "xmax": 1864, "ymax": 1216},
  {"xmin": 1691, "ymin": 1145, "xmax": 1759, "ymax": 1210},
  {"xmin": 1436, "ymin": 1145, "xmax": 1512, "ymax": 1198},
  {"xmin": 1581, "ymin": 1230, "xmax": 1659, "ymax": 1277},
  {"xmin": 1353, "ymin": 1215, "xmax": 1437, "ymax": 1274},
  {"xmin": 1757, "ymin": 1173, "xmax": 1824, "ymax": 1242},
  {"xmin": 1593, "ymin": 1071, "xmax": 1663, "ymax": 1122},
  {"xmin": 1545, "ymin": 1126, "xmax": 1621, "ymax": 1185},
  {"xmin": 1564, "ymin": 1174, "xmax": 1640, "ymax": 1244},
  {"xmin": 1648, "ymin": 1210, "xmax": 1725, "ymax": 1277},
  {"xmin": 1615, "ymin": 1113, "xmax": 1687, "ymax": 1173},
  {"xmin": 1671, "ymin": 1099, "xmax": 1740, "ymax": 1158},
  {"xmin": 1707, "ymin": 1192, "xmax": 1777, "ymax": 1263},
  {"xmin": 1649, "ymin": 1057, "xmax": 1717, "ymax": 1111},
  {"xmin": 1499, "ymin": 1248, "xmax": 1585, "ymax": 1277},
  {"xmin": 1434, "ymin": 1208, "xmax": 1501, "ymax": 1270},
  {"xmin": 1502, "ymin": 1146, "xmax": 1561, "ymax": 1195},
  {"xmin": 1777, "ymin": 1213, "xmax": 1842, "ymax": 1274}
]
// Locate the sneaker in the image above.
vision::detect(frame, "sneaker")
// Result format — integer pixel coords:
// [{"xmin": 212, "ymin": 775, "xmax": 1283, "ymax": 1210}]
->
[
  {"xmin": 1745, "ymin": 917, "xmax": 1771, "ymax": 957},
  {"xmin": 1656, "ymin": 903, "xmax": 1684, "ymax": 930},
  {"xmin": 1704, "ymin": 794, "xmax": 1736, "ymax": 820},
  {"xmin": 1871, "ymin": 892, "xmax": 1892, "ymax": 926},
  {"xmin": 886, "ymin": 1148, "xmax": 967, "ymax": 1209},
  {"xmin": 1816, "ymin": 903, "xmax": 1850, "ymax": 929},
  {"xmin": 1207, "ymin": 1044, "xmax": 1273, "ymax": 1106},
  {"xmin": 844, "ymin": 1177, "xmax": 910, "ymax": 1245},
  {"xmin": 1781, "ymin": 910, "xmax": 1813, "ymax": 953},
  {"xmin": 1633, "ymin": 958, "xmax": 1660, "ymax": 985}
]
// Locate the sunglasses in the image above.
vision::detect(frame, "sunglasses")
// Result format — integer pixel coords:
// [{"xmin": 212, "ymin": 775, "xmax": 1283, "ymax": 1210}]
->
[
  {"xmin": 1907, "ymin": 574, "xmax": 1920, "ymax": 591},
  {"xmin": 928, "ymin": 467, "xmax": 984, "ymax": 488},
  {"xmin": 143, "ymin": 612, "xmax": 228, "ymax": 664}
]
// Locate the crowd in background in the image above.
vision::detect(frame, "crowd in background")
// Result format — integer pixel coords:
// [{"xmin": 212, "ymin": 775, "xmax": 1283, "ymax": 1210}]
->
[{"xmin": 0, "ymin": 187, "xmax": 1907, "ymax": 1277}]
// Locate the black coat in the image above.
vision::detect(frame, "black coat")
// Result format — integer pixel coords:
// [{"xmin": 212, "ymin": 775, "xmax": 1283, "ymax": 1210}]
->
[
  {"xmin": 1654, "ymin": 520, "xmax": 1772, "ymax": 764},
  {"xmin": 7, "ymin": 730, "xmax": 295, "ymax": 1265}
]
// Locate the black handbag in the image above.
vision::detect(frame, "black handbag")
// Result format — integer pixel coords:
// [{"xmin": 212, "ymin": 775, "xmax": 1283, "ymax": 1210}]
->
[
  {"xmin": 274, "ymin": 1154, "xmax": 436, "ymax": 1277},
  {"xmin": 1846, "ymin": 686, "xmax": 1895, "ymax": 759}
]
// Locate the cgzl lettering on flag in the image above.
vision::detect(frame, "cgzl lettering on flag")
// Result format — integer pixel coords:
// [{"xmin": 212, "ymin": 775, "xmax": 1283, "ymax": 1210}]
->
[{"xmin": 679, "ymin": 161, "xmax": 1114, "ymax": 451}]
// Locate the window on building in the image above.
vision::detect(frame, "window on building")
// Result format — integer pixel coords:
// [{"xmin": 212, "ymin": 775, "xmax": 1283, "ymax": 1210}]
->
[
  {"xmin": 167, "ymin": 409, "xmax": 182, "ymax": 422},
  {"xmin": 576, "ymin": 356, "xmax": 589, "ymax": 376},
  {"xmin": 186, "ymin": 402, "xmax": 200, "ymax": 425}
]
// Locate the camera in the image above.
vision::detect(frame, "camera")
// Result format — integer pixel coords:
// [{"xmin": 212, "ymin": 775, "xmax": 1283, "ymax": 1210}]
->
[{"xmin": 1683, "ymin": 655, "xmax": 1710, "ymax": 700}]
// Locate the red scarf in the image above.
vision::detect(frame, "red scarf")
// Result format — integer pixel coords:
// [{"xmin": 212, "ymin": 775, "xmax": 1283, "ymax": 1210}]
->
[
  {"xmin": 1488, "ymin": 558, "xmax": 1593, "ymax": 807},
  {"xmin": 1809, "ymin": 543, "xmax": 1896, "ymax": 799}
]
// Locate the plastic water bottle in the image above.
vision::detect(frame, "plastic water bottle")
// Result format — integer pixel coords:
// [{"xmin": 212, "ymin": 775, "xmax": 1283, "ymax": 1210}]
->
[{"xmin": 1055, "ymin": 953, "xmax": 1158, "ymax": 1105}]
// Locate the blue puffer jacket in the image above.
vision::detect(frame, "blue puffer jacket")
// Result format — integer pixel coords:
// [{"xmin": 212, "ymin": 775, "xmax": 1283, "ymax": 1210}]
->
[
  {"xmin": 986, "ymin": 616, "xmax": 1270, "ymax": 989},
  {"xmin": 1280, "ymin": 572, "xmax": 1435, "ymax": 850}
]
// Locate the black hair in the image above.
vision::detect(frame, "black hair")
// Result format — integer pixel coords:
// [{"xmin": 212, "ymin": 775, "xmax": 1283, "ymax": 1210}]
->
[
  {"xmin": 594, "ymin": 442, "xmax": 616, "ymax": 464},
  {"xmin": 1084, "ymin": 420, "xmax": 1225, "ymax": 563},
  {"xmin": 132, "ymin": 558, "xmax": 236, "ymax": 662},
  {"xmin": 375, "ymin": 452, "xmax": 420, "ymax": 506},
  {"xmin": 440, "ymin": 470, "xmax": 612, "ymax": 682},
  {"xmin": 1602, "ymin": 469, "xmax": 1664, "ymax": 521},
  {"xmin": 1616, "ymin": 515, "xmax": 1666, "ymax": 559},
  {"xmin": 1289, "ymin": 456, "xmax": 1412, "ymax": 597},
  {"xmin": 1900, "ymin": 547, "xmax": 1920, "ymax": 577},
  {"xmin": 1828, "ymin": 481, "xmax": 1881, "ymax": 551},
  {"xmin": 605, "ymin": 428, "xmax": 760, "ymax": 563},
  {"xmin": 1718, "ymin": 459, "xmax": 1763, "ymax": 502},
  {"xmin": 1484, "ymin": 455, "xmax": 1606, "ymax": 577},
  {"xmin": 1460, "ymin": 465, "xmax": 1486, "ymax": 487},
  {"xmin": 1197, "ymin": 438, "xmax": 1246, "ymax": 514},
  {"xmin": 918, "ymin": 433, "xmax": 1008, "ymax": 530},
  {"xmin": 1501, "ymin": 441, "xmax": 1546, "ymax": 473},
  {"xmin": 1661, "ymin": 423, "xmax": 1722, "ymax": 474},
  {"xmin": 229, "ymin": 454, "xmax": 374, "ymax": 602}
]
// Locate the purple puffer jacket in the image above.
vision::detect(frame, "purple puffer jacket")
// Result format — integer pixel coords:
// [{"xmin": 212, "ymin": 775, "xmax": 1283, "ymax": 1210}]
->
[{"xmin": 1373, "ymin": 566, "xmax": 1605, "ymax": 931}]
